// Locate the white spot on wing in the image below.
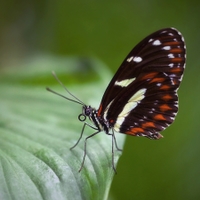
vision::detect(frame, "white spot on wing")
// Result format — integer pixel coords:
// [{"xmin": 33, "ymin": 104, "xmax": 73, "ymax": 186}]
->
[
  {"xmin": 115, "ymin": 78, "xmax": 136, "ymax": 87},
  {"xmin": 114, "ymin": 88, "xmax": 146, "ymax": 132},
  {"xmin": 162, "ymin": 46, "xmax": 171, "ymax": 50},
  {"xmin": 103, "ymin": 100, "xmax": 113, "ymax": 120},
  {"xmin": 168, "ymin": 53, "xmax": 175, "ymax": 58},
  {"xmin": 114, "ymin": 117, "xmax": 124, "ymax": 132},
  {"xmin": 170, "ymin": 116, "xmax": 175, "ymax": 121},
  {"xmin": 169, "ymin": 74, "xmax": 176, "ymax": 77},
  {"xmin": 133, "ymin": 56, "xmax": 142, "ymax": 63},
  {"xmin": 152, "ymin": 40, "xmax": 161, "ymax": 46},
  {"xmin": 149, "ymin": 38, "xmax": 153, "ymax": 43},
  {"xmin": 157, "ymin": 83, "xmax": 161, "ymax": 87},
  {"xmin": 127, "ymin": 56, "xmax": 133, "ymax": 62}
]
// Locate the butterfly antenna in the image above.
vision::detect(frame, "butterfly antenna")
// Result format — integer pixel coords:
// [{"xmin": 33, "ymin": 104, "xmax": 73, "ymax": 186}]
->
[{"xmin": 46, "ymin": 71, "xmax": 85, "ymax": 106}]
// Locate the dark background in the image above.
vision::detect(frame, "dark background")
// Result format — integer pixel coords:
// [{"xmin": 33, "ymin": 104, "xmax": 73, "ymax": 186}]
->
[{"xmin": 1, "ymin": 1, "xmax": 199, "ymax": 199}]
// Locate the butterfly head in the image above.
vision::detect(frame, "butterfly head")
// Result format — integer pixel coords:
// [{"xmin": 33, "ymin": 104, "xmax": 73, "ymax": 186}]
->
[
  {"xmin": 82, "ymin": 105, "xmax": 93, "ymax": 117},
  {"xmin": 78, "ymin": 105, "xmax": 93, "ymax": 122}
]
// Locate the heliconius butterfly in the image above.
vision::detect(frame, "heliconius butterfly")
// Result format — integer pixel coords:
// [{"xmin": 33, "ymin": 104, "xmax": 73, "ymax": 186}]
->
[{"xmin": 47, "ymin": 27, "xmax": 186, "ymax": 173}]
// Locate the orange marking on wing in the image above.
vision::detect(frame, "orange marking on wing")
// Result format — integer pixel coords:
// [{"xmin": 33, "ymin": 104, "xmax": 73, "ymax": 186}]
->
[
  {"xmin": 171, "ymin": 57, "xmax": 183, "ymax": 62},
  {"xmin": 150, "ymin": 77, "xmax": 165, "ymax": 83},
  {"xmin": 126, "ymin": 127, "xmax": 144, "ymax": 135},
  {"xmin": 162, "ymin": 94, "xmax": 173, "ymax": 101},
  {"xmin": 170, "ymin": 67, "xmax": 182, "ymax": 73},
  {"xmin": 109, "ymin": 119, "xmax": 114, "ymax": 124},
  {"xmin": 97, "ymin": 104, "xmax": 103, "ymax": 117},
  {"xmin": 170, "ymin": 48, "xmax": 182, "ymax": 53},
  {"xmin": 154, "ymin": 114, "xmax": 166, "ymax": 120},
  {"xmin": 142, "ymin": 122, "xmax": 156, "ymax": 128},
  {"xmin": 159, "ymin": 104, "xmax": 172, "ymax": 112},
  {"xmin": 141, "ymin": 72, "xmax": 158, "ymax": 80},
  {"xmin": 172, "ymin": 79, "xmax": 178, "ymax": 85},
  {"xmin": 160, "ymin": 85, "xmax": 170, "ymax": 90},
  {"xmin": 164, "ymin": 41, "xmax": 180, "ymax": 46}
]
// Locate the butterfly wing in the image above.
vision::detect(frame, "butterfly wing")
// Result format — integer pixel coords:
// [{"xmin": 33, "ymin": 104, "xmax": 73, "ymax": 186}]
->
[{"xmin": 97, "ymin": 28, "xmax": 186, "ymax": 139}]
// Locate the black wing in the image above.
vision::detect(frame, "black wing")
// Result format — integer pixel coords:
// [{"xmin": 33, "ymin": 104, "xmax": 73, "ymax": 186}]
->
[{"xmin": 97, "ymin": 28, "xmax": 186, "ymax": 139}]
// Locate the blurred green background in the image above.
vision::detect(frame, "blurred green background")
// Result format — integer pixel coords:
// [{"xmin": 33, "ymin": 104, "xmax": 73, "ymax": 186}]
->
[{"xmin": 1, "ymin": 0, "xmax": 200, "ymax": 199}]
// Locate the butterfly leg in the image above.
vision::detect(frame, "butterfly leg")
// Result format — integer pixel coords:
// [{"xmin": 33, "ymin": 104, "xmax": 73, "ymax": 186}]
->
[
  {"xmin": 107, "ymin": 129, "xmax": 122, "ymax": 151},
  {"xmin": 70, "ymin": 122, "xmax": 98, "ymax": 150},
  {"xmin": 111, "ymin": 134, "xmax": 117, "ymax": 174},
  {"xmin": 70, "ymin": 123, "xmax": 86, "ymax": 150},
  {"xmin": 112, "ymin": 129, "xmax": 123, "ymax": 152},
  {"xmin": 110, "ymin": 130, "xmax": 124, "ymax": 174},
  {"xmin": 78, "ymin": 130, "xmax": 101, "ymax": 172}
]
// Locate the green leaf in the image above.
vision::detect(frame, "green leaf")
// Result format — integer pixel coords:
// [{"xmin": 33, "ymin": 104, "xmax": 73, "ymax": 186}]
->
[{"xmin": 0, "ymin": 56, "xmax": 125, "ymax": 200}]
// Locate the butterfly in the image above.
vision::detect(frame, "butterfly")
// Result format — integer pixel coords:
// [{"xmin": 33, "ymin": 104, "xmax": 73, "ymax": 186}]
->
[{"xmin": 47, "ymin": 27, "xmax": 186, "ymax": 173}]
